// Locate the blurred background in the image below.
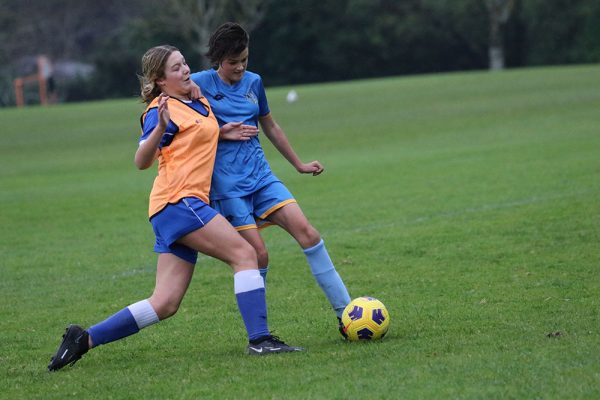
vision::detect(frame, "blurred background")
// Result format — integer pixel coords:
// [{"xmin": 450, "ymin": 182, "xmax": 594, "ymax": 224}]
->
[{"xmin": 1, "ymin": 0, "xmax": 599, "ymax": 107}]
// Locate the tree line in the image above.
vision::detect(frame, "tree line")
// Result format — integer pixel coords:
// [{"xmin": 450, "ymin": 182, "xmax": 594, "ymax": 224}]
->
[{"xmin": 1, "ymin": 0, "xmax": 599, "ymax": 106}]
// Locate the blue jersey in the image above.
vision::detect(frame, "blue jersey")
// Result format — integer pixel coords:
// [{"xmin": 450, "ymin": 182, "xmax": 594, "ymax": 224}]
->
[{"xmin": 191, "ymin": 69, "xmax": 279, "ymax": 200}]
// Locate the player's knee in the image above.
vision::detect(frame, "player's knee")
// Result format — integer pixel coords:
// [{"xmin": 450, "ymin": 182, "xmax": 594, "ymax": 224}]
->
[
  {"xmin": 257, "ymin": 252, "xmax": 269, "ymax": 268},
  {"xmin": 157, "ymin": 302, "xmax": 180, "ymax": 320},
  {"xmin": 230, "ymin": 240, "xmax": 258, "ymax": 268},
  {"xmin": 255, "ymin": 244, "xmax": 269, "ymax": 267},
  {"xmin": 296, "ymin": 223, "xmax": 321, "ymax": 248},
  {"xmin": 150, "ymin": 296, "xmax": 181, "ymax": 320}
]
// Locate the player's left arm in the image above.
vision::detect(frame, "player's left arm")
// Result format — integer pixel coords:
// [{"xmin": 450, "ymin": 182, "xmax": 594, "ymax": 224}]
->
[{"xmin": 259, "ymin": 113, "xmax": 324, "ymax": 176}]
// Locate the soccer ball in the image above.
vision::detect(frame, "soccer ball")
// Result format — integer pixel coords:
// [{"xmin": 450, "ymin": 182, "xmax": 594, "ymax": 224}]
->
[
  {"xmin": 341, "ymin": 296, "xmax": 390, "ymax": 341},
  {"xmin": 286, "ymin": 89, "xmax": 298, "ymax": 103}
]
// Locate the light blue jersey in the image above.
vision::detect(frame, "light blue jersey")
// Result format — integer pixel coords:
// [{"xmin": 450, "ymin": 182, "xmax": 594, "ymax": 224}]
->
[{"xmin": 191, "ymin": 69, "xmax": 279, "ymax": 200}]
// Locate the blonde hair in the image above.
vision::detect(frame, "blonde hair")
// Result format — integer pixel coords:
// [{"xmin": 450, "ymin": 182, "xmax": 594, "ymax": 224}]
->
[{"xmin": 139, "ymin": 45, "xmax": 179, "ymax": 104}]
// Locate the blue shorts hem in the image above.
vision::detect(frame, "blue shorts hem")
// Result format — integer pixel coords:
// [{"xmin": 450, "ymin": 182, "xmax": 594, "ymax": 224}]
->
[{"xmin": 211, "ymin": 181, "xmax": 293, "ymax": 229}]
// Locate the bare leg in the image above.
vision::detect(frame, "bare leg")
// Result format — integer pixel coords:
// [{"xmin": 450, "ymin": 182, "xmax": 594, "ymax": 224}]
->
[
  {"xmin": 268, "ymin": 202, "xmax": 351, "ymax": 318},
  {"xmin": 148, "ymin": 253, "xmax": 195, "ymax": 320},
  {"xmin": 178, "ymin": 214, "xmax": 269, "ymax": 341},
  {"xmin": 239, "ymin": 228, "xmax": 269, "ymax": 267},
  {"xmin": 87, "ymin": 214, "xmax": 258, "ymax": 348},
  {"xmin": 268, "ymin": 202, "xmax": 321, "ymax": 249},
  {"xmin": 177, "ymin": 213, "xmax": 258, "ymax": 272}
]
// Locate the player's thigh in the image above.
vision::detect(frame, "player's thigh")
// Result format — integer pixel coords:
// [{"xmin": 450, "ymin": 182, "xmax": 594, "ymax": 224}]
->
[{"xmin": 177, "ymin": 213, "xmax": 257, "ymax": 269}]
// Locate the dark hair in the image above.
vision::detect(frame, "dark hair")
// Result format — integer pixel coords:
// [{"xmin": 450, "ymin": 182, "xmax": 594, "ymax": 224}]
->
[
  {"xmin": 139, "ymin": 45, "xmax": 179, "ymax": 104},
  {"xmin": 205, "ymin": 22, "xmax": 249, "ymax": 66}
]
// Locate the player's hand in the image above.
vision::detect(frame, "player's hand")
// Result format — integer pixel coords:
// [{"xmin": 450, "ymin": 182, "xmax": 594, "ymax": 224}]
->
[
  {"xmin": 189, "ymin": 81, "xmax": 203, "ymax": 99},
  {"xmin": 297, "ymin": 161, "xmax": 324, "ymax": 176},
  {"xmin": 157, "ymin": 93, "xmax": 170, "ymax": 129},
  {"xmin": 220, "ymin": 122, "xmax": 259, "ymax": 141}
]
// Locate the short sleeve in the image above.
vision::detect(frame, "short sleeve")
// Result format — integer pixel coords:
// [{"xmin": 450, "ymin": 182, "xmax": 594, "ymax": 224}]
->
[
  {"xmin": 256, "ymin": 77, "xmax": 270, "ymax": 117},
  {"xmin": 140, "ymin": 108, "xmax": 179, "ymax": 148},
  {"xmin": 140, "ymin": 108, "xmax": 158, "ymax": 144}
]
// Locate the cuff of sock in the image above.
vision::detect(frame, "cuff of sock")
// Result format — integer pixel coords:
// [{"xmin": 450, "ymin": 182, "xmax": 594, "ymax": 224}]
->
[
  {"xmin": 128, "ymin": 299, "xmax": 160, "ymax": 328},
  {"xmin": 303, "ymin": 239, "xmax": 324, "ymax": 255},
  {"xmin": 234, "ymin": 269, "xmax": 265, "ymax": 294}
]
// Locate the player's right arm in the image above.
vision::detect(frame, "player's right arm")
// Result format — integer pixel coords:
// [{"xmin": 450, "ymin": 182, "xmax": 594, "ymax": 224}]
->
[{"xmin": 135, "ymin": 94, "xmax": 170, "ymax": 170}]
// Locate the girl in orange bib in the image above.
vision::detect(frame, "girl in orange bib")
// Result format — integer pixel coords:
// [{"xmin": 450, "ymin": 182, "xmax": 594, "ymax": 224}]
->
[{"xmin": 48, "ymin": 46, "xmax": 302, "ymax": 371}]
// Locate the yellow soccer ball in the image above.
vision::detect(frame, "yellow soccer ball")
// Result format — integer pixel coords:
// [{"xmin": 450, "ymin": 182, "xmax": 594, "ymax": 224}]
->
[{"xmin": 341, "ymin": 297, "xmax": 390, "ymax": 341}]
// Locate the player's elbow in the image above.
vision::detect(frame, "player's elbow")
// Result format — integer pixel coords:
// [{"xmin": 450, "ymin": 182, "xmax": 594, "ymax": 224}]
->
[
  {"xmin": 134, "ymin": 149, "xmax": 155, "ymax": 170},
  {"xmin": 134, "ymin": 155, "xmax": 152, "ymax": 170},
  {"xmin": 136, "ymin": 162, "xmax": 151, "ymax": 170}
]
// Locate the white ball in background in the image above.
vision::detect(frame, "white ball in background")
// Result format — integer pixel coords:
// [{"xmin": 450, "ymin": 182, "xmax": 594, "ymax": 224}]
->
[{"xmin": 286, "ymin": 89, "xmax": 298, "ymax": 103}]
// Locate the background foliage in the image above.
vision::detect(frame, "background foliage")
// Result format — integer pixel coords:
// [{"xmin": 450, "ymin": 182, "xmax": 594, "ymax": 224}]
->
[{"xmin": 1, "ymin": 0, "xmax": 600, "ymax": 105}]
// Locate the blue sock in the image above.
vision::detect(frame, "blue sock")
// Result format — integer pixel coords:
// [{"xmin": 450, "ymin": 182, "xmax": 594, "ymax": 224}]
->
[
  {"xmin": 88, "ymin": 299, "xmax": 159, "ymax": 347},
  {"xmin": 259, "ymin": 266, "xmax": 269, "ymax": 285},
  {"xmin": 303, "ymin": 239, "xmax": 351, "ymax": 318},
  {"xmin": 234, "ymin": 269, "xmax": 270, "ymax": 342}
]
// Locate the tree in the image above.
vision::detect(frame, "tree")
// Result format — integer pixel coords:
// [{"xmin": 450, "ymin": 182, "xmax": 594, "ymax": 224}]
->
[
  {"xmin": 250, "ymin": 0, "xmax": 490, "ymax": 85},
  {"xmin": 159, "ymin": 0, "xmax": 268, "ymax": 69},
  {"xmin": 485, "ymin": 0, "xmax": 515, "ymax": 70}
]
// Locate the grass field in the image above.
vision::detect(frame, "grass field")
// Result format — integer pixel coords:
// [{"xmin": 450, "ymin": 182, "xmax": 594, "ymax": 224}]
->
[{"xmin": 1, "ymin": 64, "xmax": 599, "ymax": 399}]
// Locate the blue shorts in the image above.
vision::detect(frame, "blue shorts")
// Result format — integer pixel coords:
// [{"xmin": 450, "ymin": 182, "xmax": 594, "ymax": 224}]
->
[
  {"xmin": 150, "ymin": 197, "xmax": 218, "ymax": 264},
  {"xmin": 211, "ymin": 181, "xmax": 296, "ymax": 231}
]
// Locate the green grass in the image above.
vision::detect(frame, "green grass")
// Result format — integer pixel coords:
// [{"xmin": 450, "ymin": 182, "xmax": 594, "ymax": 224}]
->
[{"xmin": 1, "ymin": 64, "xmax": 599, "ymax": 399}]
